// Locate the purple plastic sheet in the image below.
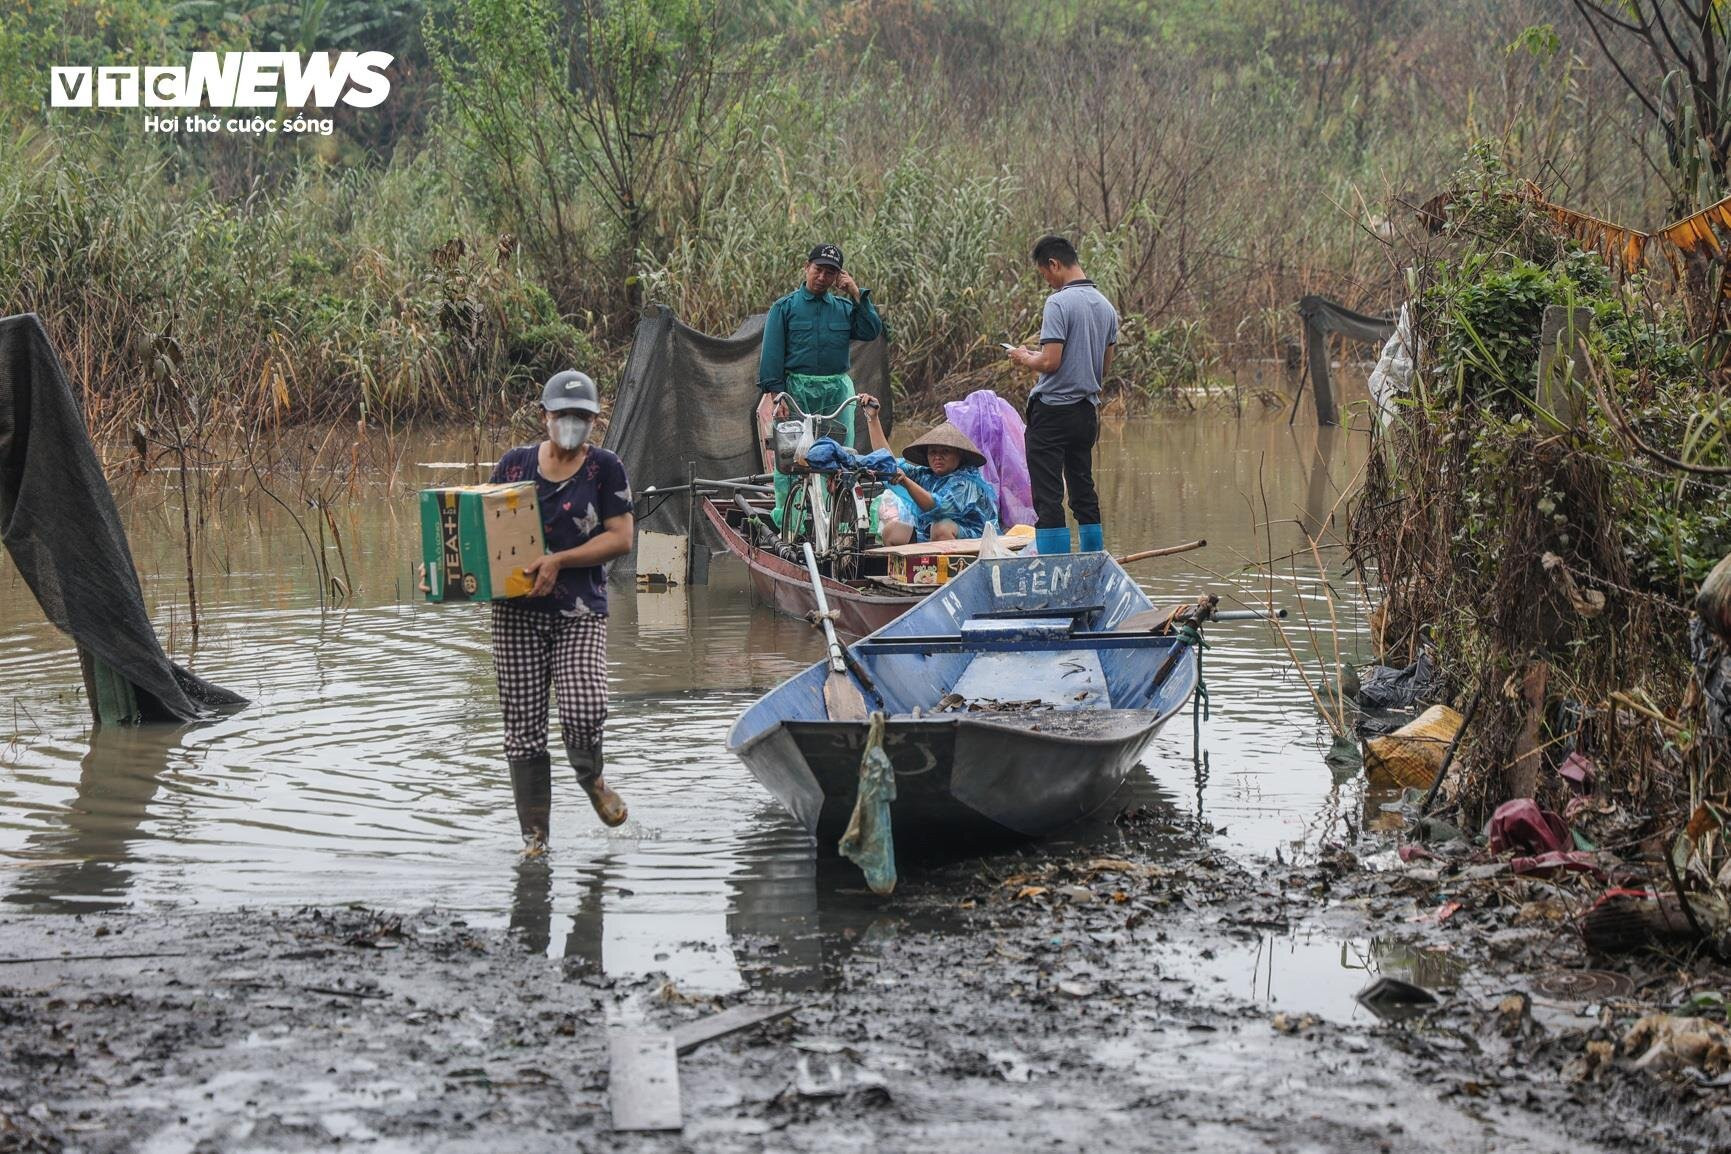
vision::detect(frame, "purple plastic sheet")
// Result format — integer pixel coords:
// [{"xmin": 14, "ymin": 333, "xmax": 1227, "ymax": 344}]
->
[{"xmin": 943, "ymin": 389, "xmax": 1035, "ymax": 529}]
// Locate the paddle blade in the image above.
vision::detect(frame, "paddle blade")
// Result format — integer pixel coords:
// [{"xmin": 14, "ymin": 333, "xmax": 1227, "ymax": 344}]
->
[{"xmin": 824, "ymin": 669, "xmax": 868, "ymax": 720}]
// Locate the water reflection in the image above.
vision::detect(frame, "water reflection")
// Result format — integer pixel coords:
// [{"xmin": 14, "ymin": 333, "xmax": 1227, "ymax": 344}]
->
[
  {"xmin": 508, "ymin": 859, "xmax": 557, "ymax": 955},
  {"xmin": 1174, "ymin": 927, "xmax": 1467, "ymax": 1025},
  {"xmin": 6, "ymin": 726, "xmax": 185, "ymax": 912},
  {"xmin": 499, "ymin": 806, "xmax": 836, "ymax": 993},
  {"xmin": 1299, "ymin": 424, "xmax": 1342, "ymax": 540},
  {"xmin": 506, "ymin": 853, "xmax": 611, "ymax": 968},
  {"xmin": 494, "ymin": 769, "xmax": 1196, "ymax": 996}
]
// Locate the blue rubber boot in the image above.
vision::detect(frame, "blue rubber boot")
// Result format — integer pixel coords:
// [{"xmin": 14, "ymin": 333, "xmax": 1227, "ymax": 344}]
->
[
  {"xmin": 1034, "ymin": 526, "xmax": 1073, "ymax": 555},
  {"xmin": 1078, "ymin": 523, "xmax": 1104, "ymax": 553}
]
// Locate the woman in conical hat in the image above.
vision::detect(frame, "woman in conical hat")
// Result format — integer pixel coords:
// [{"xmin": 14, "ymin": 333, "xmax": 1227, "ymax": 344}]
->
[{"xmin": 859, "ymin": 395, "xmax": 999, "ymax": 545}]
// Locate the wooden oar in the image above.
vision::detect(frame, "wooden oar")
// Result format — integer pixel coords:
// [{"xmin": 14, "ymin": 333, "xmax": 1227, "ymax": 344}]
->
[
  {"xmin": 802, "ymin": 543, "xmax": 867, "ymax": 720},
  {"xmin": 1114, "ymin": 539, "xmax": 1206, "ymax": 565}
]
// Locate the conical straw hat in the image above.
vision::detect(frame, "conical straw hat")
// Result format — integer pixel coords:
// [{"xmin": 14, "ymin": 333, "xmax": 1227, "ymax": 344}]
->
[{"xmin": 902, "ymin": 421, "xmax": 986, "ymax": 469}]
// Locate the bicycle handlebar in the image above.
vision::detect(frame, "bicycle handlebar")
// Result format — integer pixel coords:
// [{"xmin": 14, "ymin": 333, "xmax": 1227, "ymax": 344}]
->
[{"xmin": 772, "ymin": 392, "xmax": 863, "ymax": 423}]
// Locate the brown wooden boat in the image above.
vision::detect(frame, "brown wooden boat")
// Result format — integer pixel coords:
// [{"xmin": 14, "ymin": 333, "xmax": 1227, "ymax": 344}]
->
[{"xmin": 700, "ymin": 494, "xmax": 922, "ymax": 640}]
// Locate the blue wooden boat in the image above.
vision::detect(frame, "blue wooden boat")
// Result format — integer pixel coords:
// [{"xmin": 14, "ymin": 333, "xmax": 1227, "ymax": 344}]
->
[{"xmin": 726, "ymin": 552, "xmax": 1201, "ymax": 842}]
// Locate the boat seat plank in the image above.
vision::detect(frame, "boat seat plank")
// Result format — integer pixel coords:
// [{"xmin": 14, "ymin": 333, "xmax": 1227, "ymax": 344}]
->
[
  {"xmin": 958, "ymin": 616, "xmax": 1076, "ymax": 639},
  {"xmin": 855, "ymin": 632, "xmax": 1190, "ymax": 655},
  {"xmin": 1114, "ymin": 606, "xmax": 1183, "ymax": 634},
  {"xmin": 973, "ymin": 604, "xmax": 1104, "ymax": 621}
]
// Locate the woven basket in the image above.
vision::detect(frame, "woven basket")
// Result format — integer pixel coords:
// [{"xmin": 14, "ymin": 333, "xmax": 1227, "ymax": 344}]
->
[{"xmin": 1364, "ymin": 703, "xmax": 1464, "ymax": 790}]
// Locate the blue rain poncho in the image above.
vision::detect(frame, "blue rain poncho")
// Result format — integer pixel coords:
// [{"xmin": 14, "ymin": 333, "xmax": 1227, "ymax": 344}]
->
[{"xmin": 882, "ymin": 461, "xmax": 999, "ymax": 541}]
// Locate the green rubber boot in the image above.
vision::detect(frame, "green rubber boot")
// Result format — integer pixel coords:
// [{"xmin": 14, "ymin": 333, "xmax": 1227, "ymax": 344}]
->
[
  {"xmin": 508, "ymin": 753, "xmax": 552, "ymax": 856},
  {"xmin": 568, "ymin": 741, "xmax": 628, "ymax": 828}
]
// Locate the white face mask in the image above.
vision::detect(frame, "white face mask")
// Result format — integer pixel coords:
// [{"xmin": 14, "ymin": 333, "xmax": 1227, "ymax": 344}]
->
[{"xmin": 550, "ymin": 414, "xmax": 591, "ymax": 450}]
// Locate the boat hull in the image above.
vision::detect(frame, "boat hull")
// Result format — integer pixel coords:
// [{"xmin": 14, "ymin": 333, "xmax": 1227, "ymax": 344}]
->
[
  {"xmin": 701, "ymin": 496, "xmax": 918, "ymax": 639},
  {"xmin": 734, "ymin": 709, "xmax": 1173, "ymax": 842}
]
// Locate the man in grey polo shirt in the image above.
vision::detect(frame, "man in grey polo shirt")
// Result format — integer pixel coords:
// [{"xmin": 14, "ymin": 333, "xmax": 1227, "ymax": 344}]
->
[{"xmin": 1008, "ymin": 234, "xmax": 1118, "ymax": 554}]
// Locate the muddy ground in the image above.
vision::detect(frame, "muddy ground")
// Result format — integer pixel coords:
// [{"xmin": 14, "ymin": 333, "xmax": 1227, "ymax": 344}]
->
[{"xmin": 3, "ymin": 821, "xmax": 1730, "ymax": 1154}]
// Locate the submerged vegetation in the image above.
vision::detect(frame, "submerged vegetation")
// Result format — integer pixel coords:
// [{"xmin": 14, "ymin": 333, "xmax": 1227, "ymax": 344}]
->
[{"xmin": 0, "ymin": 0, "xmax": 1689, "ymax": 430}]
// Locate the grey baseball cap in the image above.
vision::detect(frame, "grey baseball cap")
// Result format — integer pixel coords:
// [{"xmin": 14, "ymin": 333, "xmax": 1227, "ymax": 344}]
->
[{"xmin": 541, "ymin": 370, "xmax": 600, "ymax": 415}]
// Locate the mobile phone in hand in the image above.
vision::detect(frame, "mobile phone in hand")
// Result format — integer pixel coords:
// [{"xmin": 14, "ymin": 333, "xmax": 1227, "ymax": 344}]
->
[{"xmin": 1000, "ymin": 343, "xmax": 1017, "ymax": 353}]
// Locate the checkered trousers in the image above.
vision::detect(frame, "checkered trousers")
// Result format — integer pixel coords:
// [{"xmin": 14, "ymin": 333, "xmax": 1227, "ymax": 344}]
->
[{"xmin": 491, "ymin": 602, "xmax": 609, "ymax": 761}]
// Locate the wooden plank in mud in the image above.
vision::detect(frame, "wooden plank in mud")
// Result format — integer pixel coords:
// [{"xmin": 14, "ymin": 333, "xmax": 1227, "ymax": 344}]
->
[
  {"xmin": 608, "ymin": 1030, "xmax": 682, "ymax": 1132},
  {"xmin": 671, "ymin": 1003, "xmax": 800, "ymax": 1055}
]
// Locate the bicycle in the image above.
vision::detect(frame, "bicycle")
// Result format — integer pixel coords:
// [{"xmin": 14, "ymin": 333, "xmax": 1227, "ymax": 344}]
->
[{"xmin": 761, "ymin": 392, "xmax": 882, "ymax": 577}]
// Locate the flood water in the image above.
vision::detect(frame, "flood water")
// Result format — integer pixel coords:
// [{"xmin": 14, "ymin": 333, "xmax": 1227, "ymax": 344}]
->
[{"xmin": 1, "ymin": 412, "xmax": 1401, "ymax": 1004}]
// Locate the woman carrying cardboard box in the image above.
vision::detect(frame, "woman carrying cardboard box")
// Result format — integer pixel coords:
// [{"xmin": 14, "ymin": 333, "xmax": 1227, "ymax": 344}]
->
[{"xmin": 487, "ymin": 370, "xmax": 634, "ymax": 852}]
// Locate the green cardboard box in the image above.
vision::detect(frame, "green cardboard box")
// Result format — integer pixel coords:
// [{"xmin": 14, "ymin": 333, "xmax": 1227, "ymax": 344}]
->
[{"xmin": 419, "ymin": 482, "xmax": 544, "ymax": 602}]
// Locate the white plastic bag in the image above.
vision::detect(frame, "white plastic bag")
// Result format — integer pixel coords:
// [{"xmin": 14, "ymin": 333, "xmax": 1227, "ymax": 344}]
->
[
  {"xmin": 976, "ymin": 522, "xmax": 1016, "ymax": 559},
  {"xmin": 1366, "ymin": 303, "xmax": 1417, "ymax": 428}
]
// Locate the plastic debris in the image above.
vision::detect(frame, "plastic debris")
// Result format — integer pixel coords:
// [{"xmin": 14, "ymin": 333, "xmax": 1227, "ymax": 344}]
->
[
  {"xmin": 1355, "ymin": 976, "xmax": 1439, "ymax": 1021},
  {"xmin": 1356, "ymin": 650, "xmax": 1441, "ymax": 710},
  {"xmin": 1363, "ymin": 704, "xmax": 1463, "ymax": 790},
  {"xmin": 1488, "ymin": 799, "xmax": 1570, "ymax": 856},
  {"xmin": 1554, "ymin": 751, "xmax": 1597, "ymax": 795},
  {"xmin": 838, "ymin": 712, "xmax": 898, "ymax": 895},
  {"xmin": 793, "ymin": 1051, "xmax": 890, "ymax": 1102}
]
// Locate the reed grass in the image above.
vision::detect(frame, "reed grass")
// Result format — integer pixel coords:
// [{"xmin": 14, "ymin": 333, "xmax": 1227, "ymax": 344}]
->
[{"xmin": 0, "ymin": 0, "xmax": 1680, "ymax": 438}]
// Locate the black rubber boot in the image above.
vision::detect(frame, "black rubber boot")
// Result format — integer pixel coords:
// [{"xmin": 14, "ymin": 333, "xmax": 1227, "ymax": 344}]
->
[
  {"xmin": 568, "ymin": 741, "xmax": 627, "ymax": 828},
  {"xmin": 509, "ymin": 753, "xmax": 553, "ymax": 854}
]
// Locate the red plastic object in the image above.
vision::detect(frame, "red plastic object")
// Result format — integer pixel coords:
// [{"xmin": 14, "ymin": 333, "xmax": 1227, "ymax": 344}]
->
[{"xmin": 1489, "ymin": 798, "xmax": 1570, "ymax": 855}]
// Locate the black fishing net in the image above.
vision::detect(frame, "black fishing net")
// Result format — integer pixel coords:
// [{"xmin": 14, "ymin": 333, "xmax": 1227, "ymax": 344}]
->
[
  {"xmin": 1298, "ymin": 295, "xmax": 1396, "ymax": 426},
  {"xmin": 0, "ymin": 313, "xmax": 247, "ymax": 722}
]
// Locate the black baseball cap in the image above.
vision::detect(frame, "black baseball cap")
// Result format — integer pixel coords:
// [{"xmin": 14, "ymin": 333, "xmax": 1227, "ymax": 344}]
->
[
  {"xmin": 808, "ymin": 243, "xmax": 843, "ymax": 270},
  {"xmin": 541, "ymin": 370, "xmax": 600, "ymax": 416}
]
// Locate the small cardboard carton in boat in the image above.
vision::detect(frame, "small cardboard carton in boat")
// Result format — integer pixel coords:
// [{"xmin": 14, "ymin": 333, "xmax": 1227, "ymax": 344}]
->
[
  {"xmin": 865, "ymin": 527, "xmax": 1034, "ymax": 589},
  {"xmin": 419, "ymin": 482, "xmax": 543, "ymax": 602}
]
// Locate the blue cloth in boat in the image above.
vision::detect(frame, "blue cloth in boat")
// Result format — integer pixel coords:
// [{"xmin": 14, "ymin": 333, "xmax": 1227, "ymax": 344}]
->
[{"xmin": 802, "ymin": 438, "xmax": 898, "ymax": 477}]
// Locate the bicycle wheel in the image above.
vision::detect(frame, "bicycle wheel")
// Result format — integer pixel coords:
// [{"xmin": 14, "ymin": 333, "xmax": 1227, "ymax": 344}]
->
[
  {"xmin": 777, "ymin": 473, "xmax": 808, "ymax": 544},
  {"xmin": 828, "ymin": 478, "xmax": 866, "ymax": 581}
]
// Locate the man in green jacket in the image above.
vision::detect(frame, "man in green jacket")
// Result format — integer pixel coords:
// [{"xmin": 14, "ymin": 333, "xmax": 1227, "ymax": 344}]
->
[{"xmin": 758, "ymin": 243, "xmax": 884, "ymax": 527}]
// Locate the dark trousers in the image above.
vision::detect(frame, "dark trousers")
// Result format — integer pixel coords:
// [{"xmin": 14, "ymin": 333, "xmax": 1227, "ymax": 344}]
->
[{"xmin": 1024, "ymin": 396, "xmax": 1101, "ymax": 529}]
